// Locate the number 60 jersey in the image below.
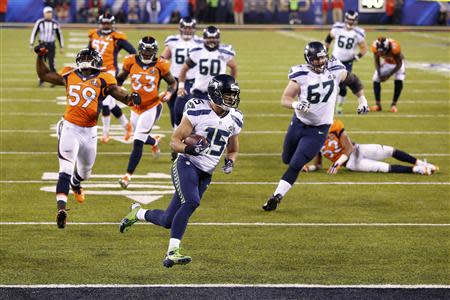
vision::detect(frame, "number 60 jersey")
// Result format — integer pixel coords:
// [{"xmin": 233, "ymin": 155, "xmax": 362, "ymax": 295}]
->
[
  {"xmin": 181, "ymin": 98, "xmax": 244, "ymax": 174},
  {"xmin": 288, "ymin": 58, "xmax": 347, "ymax": 126}
]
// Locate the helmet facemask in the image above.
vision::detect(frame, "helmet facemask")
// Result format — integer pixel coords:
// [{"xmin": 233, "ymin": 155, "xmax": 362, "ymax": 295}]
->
[
  {"xmin": 304, "ymin": 44, "xmax": 328, "ymax": 74},
  {"xmin": 203, "ymin": 26, "xmax": 220, "ymax": 51},
  {"xmin": 376, "ymin": 37, "xmax": 390, "ymax": 55},
  {"xmin": 98, "ymin": 14, "xmax": 115, "ymax": 34},
  {"xmin": 138, "ymin": 37, "xmax": 158, "ymax": 65},
  {"xmin": 208, "ymin": 78, "xmax": 240, "ymax": 111},
  {"xmin": 344, "ymin": 11, "xmax": 358, "ymax": 30},
  {"xmin": 179, "ymin": 18, "xmax": 196, "ymax": 40},
  {"xmin": 76, "ymin": 49, "xmax": 103, "ymax": 75}
]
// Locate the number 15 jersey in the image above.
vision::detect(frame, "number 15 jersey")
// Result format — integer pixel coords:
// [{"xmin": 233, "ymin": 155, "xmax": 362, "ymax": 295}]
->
[{"xmin": 288, "ymin": 58, "xmax": 347, "ymax": 126}]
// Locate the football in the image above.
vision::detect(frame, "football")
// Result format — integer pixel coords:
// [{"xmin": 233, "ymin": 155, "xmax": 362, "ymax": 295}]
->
[{"xmin": 183, "ymin": 134, "xmax": 209, "ymax": 146}]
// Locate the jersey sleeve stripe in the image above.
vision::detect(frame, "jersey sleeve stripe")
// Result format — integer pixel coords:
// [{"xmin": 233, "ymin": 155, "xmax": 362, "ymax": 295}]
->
[
  {"xmin": 165, "ymin": 37, "xmax": 179, "ymax": 43},
  {"xmin": 288, "ymin": 71, "xmax": 308, "ymax": 79},
  {"xmin": 189, "ymin": 47, "xmax": 203, "ymax": 53},
  {"xmin": 218, "ymin": 49, "xmax": 235, "ymax": 56},
  {"xmin": 231, "ymin": 115, "xmax": 243, "ymax": 128},
  {"xmin": 327, "ymin": 65, "xmax": 345, "ymax": 71},
  {"xmin": 186, "ymin": 109, "xmax": 211, "ymax": 116},
  {"xmin": 354, "ymin": 30, "xmax": 365, "ymax": 38}
]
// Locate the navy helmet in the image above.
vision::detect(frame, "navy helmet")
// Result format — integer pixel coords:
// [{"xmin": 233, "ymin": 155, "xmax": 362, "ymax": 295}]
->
[{"xmin": 208, "ymin": 74, "xmax": 240, "ymax": 110}]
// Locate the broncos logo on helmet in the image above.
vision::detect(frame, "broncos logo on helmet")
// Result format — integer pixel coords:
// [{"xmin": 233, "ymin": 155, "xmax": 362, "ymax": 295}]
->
[
  {"xmin": 76, "ymin": 48, "xmax": 103, "ymax": 71},
  {"xmin": 344, "ymin": 10, "xmax": 358, "ymax": 29},
  {"xmin": 179, "ymin": 17, "xmax": 196, "ymax": 40},
  {"xmin": 98, "ymin": 13, "xmax": 115, "ymax": 34},
  {"xmin": 375, "ymin": 36, "xmax": 391, "ymax": 54},
  {"xmin": 208, "ymin": 74, "xmax": 240, "ymax": 111},
  {"xmin": 138, "ymin": 36, "xmax": 158, "ymax": 65},
  {"xmin": 203, "ymin": 26, "xmax": 220, "ymax": 51},
  {"xmin": 304, "ymin": 41, "xmax": 328, "ymax": 73}
]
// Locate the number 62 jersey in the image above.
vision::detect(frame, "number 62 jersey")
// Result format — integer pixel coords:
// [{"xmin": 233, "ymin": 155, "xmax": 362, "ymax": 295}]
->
[
  {"xmin": 288, "ymin": 58, "xmax": 347, "ymax": 126},
  {"xmin": 181, "ymin": 98, "xmax": 244, "ymax": 174}
]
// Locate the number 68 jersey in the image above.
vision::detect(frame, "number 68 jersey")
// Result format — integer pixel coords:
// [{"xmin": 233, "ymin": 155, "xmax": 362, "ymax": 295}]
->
[
  {"xmin": 288, "ymin": 58, "xmax": 347, "ymax": 126},
  {"xmin": 181, "ymin": 98, "xmax": 244, "ymax": 174}
]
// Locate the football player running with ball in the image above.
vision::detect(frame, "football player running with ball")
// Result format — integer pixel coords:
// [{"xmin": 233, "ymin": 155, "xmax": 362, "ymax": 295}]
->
[
  {"xmin": 303, "ymin": 119, "xmax": 439, "ymax": 175},
  {"xmin": 262, "ymin": 41, "xmax": 369, "ymax": 212},
  {"xmin": 325, "ymin": 10, "xmax": 368, "ymax": 114},
  {"xmin": 117, "ymin": 37, "xmax": 177, "ymax": 189},
  {"xmin": 119, "ymin": 75, "xmax": 243, "ymax": 268},
  {"xmin": 34, "ymin": 46, "xmax": 140, "ymax": 228}
]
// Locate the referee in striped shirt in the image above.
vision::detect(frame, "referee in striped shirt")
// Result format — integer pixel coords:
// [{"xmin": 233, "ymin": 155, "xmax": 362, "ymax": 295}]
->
[{"xmin": 30, "ymin": 6, "xmax": 64, "ymax": 87}]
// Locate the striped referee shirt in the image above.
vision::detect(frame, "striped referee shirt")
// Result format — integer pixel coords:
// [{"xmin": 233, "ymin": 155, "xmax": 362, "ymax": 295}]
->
[{"xmin": 30, "ymin": 18, "xmax": 64, "ymax": 48}]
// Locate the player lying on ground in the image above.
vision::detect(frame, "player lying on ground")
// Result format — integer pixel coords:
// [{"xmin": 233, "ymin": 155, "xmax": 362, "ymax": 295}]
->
[{"xmin": 302, "ymin": 119, "xmax": 438, "ymax": 175}]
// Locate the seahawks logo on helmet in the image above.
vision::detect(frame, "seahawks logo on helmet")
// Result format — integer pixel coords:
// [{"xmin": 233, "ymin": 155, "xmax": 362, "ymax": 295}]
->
[
  {"xmin": 207, "ymin": 74, "xmax": 240, "ymax": 111},
  {"xmin": 304, "ymin": 41, "xmax": 329, "ymax": 73}
]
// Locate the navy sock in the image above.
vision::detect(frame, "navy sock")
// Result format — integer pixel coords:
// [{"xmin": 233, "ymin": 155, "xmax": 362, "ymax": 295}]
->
[
  {"xmin": 373, "ymin": 81, "xmax": 381, "ymax": 103},
  {"xmin": 393, "ymin": 149, "xmax": 417, "ymax": 164},
  {"xmin": 102, "ymin": 105, "xmax": 110, "ymax": 116},
  {"xmin": 111, "ymin": 105, "xmax": 123, "ymax": 118},
  {"xmin": 145, "ymin": 209, "xmax": 172, "ymax": 228},
  {"xmin": 56, "ymin": 172, "xmax": 71, "ymax": 195},
  {"xmin": 170, "ymin": 202, "xmax": 198, "ymax": 240},
  {"xmin": 145, "ymin": 136, "xmax": 156, "ymax": 145},
  {"xmin": 281, "ymin": 166, "xmax": 301, "ymax": 185},
  {"xmin": 393, "ymin": 80, "xmax": 403, "ymax": 104},
  {"xmin": 389, "ymin": 165, "xmax": 413, "ymax": 173},
  {"xmin": 127, "ymin": 140, "xmax": 144, "ymax": 174},
  {"xmin": 70, "ymin": 170, "xmax": 83, "ymax": 187},
  {"xmin": 57, "ymin": 200, "xmax": 66, "ymax": 210}
]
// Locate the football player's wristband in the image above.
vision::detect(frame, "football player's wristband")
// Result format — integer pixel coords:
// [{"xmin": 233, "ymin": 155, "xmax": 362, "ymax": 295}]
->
[
  {"xmin": 335, "ymin": 154, "xmax": 349, "ymax": 166},
  {"xmin": 178, "ymin": 82, "xmax": 185, "ymax": 89}
]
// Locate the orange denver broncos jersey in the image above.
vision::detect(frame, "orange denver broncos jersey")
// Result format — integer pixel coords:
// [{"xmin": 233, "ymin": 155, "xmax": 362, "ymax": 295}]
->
[
  {"xmin": 88, "ymin": 30, "xmax": 128, "ymax": 72},
  {"xmin": 60, "ymin": 67, "xmax": 117, "ymax": 127},
  {"xmin": 320, "ymin": 119, "xmax": 346, "ymax": 162},
  {"xmin": 122, "ymin": 55, "xmax": 170, "ymax": 114},
  {"xmin": 371, "ymin": 38, "xmax": 401, "ymax": 64}
]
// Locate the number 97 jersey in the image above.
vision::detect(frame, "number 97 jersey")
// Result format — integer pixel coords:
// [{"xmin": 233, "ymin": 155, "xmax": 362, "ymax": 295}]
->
[{"xmin": 288, "ymin": 58, "xmax": 347, "ymax": 126}]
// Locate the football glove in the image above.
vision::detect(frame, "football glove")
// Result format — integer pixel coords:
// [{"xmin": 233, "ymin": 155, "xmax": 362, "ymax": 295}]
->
[
  {"xmin": 327, "ymin": 162, "xmax": 341, "ymax": 175},
  {"xmin": 184, "ymin": 141, "xmax": 210, "ymax": 156},
  {"xmin": 292, "ymin": 100, "xmax": 310, "ymax": 113},
  {"xmin": 222, "ymin": 158, "xmax": 234, "ymax": 174},
  {"xmin": 357, "ymin": 96, "xmax": 369, "ymax": 114},
  {"xmin": 34, "ymin": 44, "xmax": 48, "ymax": 57},
  {"xmin": 128, "ymin": 92, "xmax": 141, "ymax": 106}
]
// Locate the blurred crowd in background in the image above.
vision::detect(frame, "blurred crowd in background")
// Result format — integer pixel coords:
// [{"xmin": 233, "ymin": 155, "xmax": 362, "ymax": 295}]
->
[{"xmin": 1, "ymin": 0, "xmax": 448, "ymax": 26}]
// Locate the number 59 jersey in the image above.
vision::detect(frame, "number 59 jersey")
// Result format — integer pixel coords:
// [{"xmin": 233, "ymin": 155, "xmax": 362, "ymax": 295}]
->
[
  {"xmin": 181, "ymin": 98, "xmax": 244, "ymax": 174},
  {"xmin": 59, "ymin": 66, "xmax": 117, "ymax": 127},
  {"xmin": 188, "ymin": 44, "xmax": 235, "ymax": 93},
  {"xmin": 288, "ymin": 58, "xmax": 347, "ymax": 126}
]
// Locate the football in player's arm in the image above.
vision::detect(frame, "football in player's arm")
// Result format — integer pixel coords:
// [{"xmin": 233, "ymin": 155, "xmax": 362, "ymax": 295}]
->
[
  {"xmin": 115, "ymin": 36, "xmax": 177, "ymax": 189},
  {"xmin": 119, "ymin": 74, "xmax": 243, "ymax": 268},
  {"xmin": 35, "ymin": 45, "xmax": 140, "ymax": 229},
  {"xmin": 370, "ymin": 37, "xmax": 405, "ymax": 113},
  {"xmin": 303, "ymin": 119, "xmax": 438, "ymax": 175}
]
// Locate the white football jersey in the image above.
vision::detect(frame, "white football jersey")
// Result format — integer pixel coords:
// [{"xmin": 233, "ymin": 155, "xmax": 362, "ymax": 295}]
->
[
  {"xmin": 330, "ymin": 22, "xmax": 366, "ymax": 62},
  {"xmin": 288, "ymin": 58, "xmax": 347, "ymax": 126},
  {"xmin": 188, "ymin": 44, "xmax": 235, "ymax": 93},
  {"xmin": 164, "ymin": 34, "xmax": 203, "ymax": 79},
  {"xmin": 181, "ymin": 98, "xmax": 244, "ymax": 174}
]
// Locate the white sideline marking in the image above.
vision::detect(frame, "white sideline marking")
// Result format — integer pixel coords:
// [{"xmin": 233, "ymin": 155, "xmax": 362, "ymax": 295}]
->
[
  {"xmin": 276, "ymin": 30, "xmax": 317, "ymax": 42},
  {"xmin": 0, "ymin": 152, "xmax": 448, "ymax": 157},
  {"xmin": 0, "ymin": 284, "xmax": 448, "ymax": 288},
  {"xmin": 1, "ymin": 112, "xmax": 449, "ymax": 119},
  {"xmin": 1, "ymin": 129, "xmax": 449, "ymax": 135},
  {"xmin": 0, "ymin": 180, "xmax": 448, "ymax": 185},
  {"xmin": 0, "ymin": 222, "xmax": 449, "ymax": 227}
]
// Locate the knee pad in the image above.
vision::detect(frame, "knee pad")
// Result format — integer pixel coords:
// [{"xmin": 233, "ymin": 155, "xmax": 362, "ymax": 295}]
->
[
  {"xmin": 102, "ymin": 105, "xmax": 110, "ymax": 116},
  {"xmin": 56, "ymin": 172, "xmax": 71, "ymax": 195},
  {"xmin": 339, "ymin": 82, "xmax": 347, "ymax": 97},
  {"xmin": 111, "ymin": 105, "xmax": 123, "ymax": 118}
]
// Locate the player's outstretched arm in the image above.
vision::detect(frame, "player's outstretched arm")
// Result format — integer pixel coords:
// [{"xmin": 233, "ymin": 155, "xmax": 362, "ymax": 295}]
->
[
  {"xmin": 106, "ymin": 85, "xmax": 140, "ymax": 106},
  {"xmin": 328, "ymin": 131, "xmax": 353, "ymax": 175},
  {"xmin": 282, "ymin": 80, "xmax": 310, "ymax": 112},
  {"xmin": 160, "ymin": 46, "xmax": 171, "ymax": 59},
  {"xmin": 340, "ymin": 71, "xmax": 369, "ymax": 114},
  {"xmin": 354, "ymin": 40, "xmax": 368, "ymax": 62},
  {"xmin": 324, "ymin": 32, "xmax": 334, "ymax": 49},
  {"xmin": 303, "ymin": 154, "xmax": 322, "ymax": 172},
  {"xmin": 35, "ymin": 49, "xmax": 65, "ymax": 86},
  {"xmin": 160, "ymin": 72, "xmax": 177, "ymax": 102},
  {"xmin": 177, "ymin": 61, "xmax": 193, "ymax": 97},
  {"xmin": 222, "ymin": 134, "xmax": 239, "ymax": 174},
  {"xmin": 227, "ymin": 58, "xmax": 238, "ymax": 79},
  {"xmin": 116, "ymin": 69, "xmax": 130, "ymax": 86}
]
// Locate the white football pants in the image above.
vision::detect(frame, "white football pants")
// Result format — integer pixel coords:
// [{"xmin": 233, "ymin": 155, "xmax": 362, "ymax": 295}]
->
[
  {"xmin": 372, "ymin": 60, "xmax": 406, "ymax": 82},
  {"xmin": 130, "ymin": 104, "xmax": 162, "ymax": 142},
  {"xmin": 346, "ymin": 144, "xmax": 394, "ymax": 173}
]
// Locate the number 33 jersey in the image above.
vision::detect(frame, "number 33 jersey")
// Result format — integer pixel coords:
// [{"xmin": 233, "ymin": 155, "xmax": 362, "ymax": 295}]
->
[
  {"xmin": 182, "ymin": 98, "xmax": 244, "ymax": 174},
  {"xmin": 59, "ymin": 66, "xmax": 117, "ymax": 127},
  {"xmin": 288, "ymin": 58, "xmax": 347, "ymax": 126},
  {"xmin": 122, "ymin": 54, "xmax": 171, "ymax": 114}
]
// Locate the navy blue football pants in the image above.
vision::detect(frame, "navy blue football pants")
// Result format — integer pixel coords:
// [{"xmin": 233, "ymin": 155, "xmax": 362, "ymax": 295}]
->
[
  {"xmin": 144, "ymin": 155, "xmax": 211, "ymax": 240},
  {"xmin": 173, "ymin": 79, "xmax": 195, "ymax": 126},
  {"xmin": 281, "ymin": 116, "xmax": 330, "ymax": 184}
]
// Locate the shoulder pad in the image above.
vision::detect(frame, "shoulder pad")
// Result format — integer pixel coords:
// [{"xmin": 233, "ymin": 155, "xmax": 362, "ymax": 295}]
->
[
  {"xmin": 332, "ymin": 22, "xmax": 345, "ymax": 28},
  {"xmin": 165, "ymin": 35, "xmax": 179, "ymax": 44},
  {"xmin": 189, "ymin": 47, "xmax": 203, "ymax": 53},
  {"xmin": 59, "ymin": 66, "xmax": 76, "ymax": 77},
  {"xmin": 288, "ymin": 65, "xmax": 308, "ymax": 80},
  {"xmin": 112, "ymin": 31, "xmax": 127, "ymax": 40},
  {"xmin": 231, "ymin": 110, "xmax": 244, "ymax": 128}
]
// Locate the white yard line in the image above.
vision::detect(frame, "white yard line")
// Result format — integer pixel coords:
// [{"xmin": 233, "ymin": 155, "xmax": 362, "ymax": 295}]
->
[
  {"xmin": 0, "ymin": 151, "xmax": 448, "ymax": 157},
  {"xmin": 1, "ymin": 284, "xmax": 449, "ymax": 288},
  {"xmin": 0, "ymin": 222, "xmax": 448, "ymax": 227},
  {"xmin": 0, "ymin": 180, "xmax": 448, "ymax": 185}
]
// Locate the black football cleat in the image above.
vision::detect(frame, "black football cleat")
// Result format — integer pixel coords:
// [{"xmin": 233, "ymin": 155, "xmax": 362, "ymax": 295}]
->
[
  {"xmin": 56, "ymin": 209, "xmax": 67, "ymax": 229},
  {"xmin": 262, "ymin": 194, "xmax": 283, "ymax": 211}
]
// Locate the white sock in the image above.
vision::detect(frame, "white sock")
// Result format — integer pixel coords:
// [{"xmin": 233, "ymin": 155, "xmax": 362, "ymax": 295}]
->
[
  {"xmin": 119, "ymin": 115, "xmax": 129, "ymax": 128},
  {"xmin": 56, "ymin": 194, "xmax": 68, "ymax": 202},
  {"xmin": 168, "ymin": 238, "xmax": 181, "ymax": 252},
  {"xmin": 415, "ymin": 159, "xmax": 423, "ymax": 165},
  {"xmin": 102, "ymin": 116, "xmax": 111, "ymax": 137},
  {"xmin": 274, "ymin": 180, "xmax": 292, "ymax": 197},
  {"xmin": 337, "ymin": 95, "xmax": 345, "ymax": 105},
  {"xmin": 136, "ymin": 208, "xmax": 147, "ymax": 221}
]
